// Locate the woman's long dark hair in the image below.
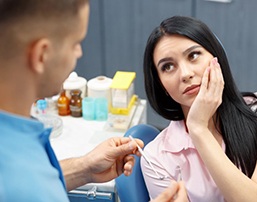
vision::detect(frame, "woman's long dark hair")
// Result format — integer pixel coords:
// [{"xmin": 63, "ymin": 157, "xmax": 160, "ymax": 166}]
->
[{"xmin": 144, "ymin": 16, "xmax": 257, "ymax": 177}]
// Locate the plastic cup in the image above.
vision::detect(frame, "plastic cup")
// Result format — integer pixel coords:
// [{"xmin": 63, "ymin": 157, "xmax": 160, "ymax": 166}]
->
[
  {"xmin": 95, "ymin": 98, "xmax": 108, "ymax": 121},
  {"xmin": 82, "ymin": 97, "xmax": 95, "ymax": 120}
]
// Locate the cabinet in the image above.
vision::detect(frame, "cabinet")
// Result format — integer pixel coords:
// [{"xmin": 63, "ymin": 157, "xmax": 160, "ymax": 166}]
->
[{"xmin": 75, "ymin": 0, "xmax": 257, "ymax": 129}]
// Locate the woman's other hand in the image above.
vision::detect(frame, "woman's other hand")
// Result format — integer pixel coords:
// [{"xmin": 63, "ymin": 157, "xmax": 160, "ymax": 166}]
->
[{"xmin": 151, "ymin": 181, "xmax": 189, "ymax": 202}]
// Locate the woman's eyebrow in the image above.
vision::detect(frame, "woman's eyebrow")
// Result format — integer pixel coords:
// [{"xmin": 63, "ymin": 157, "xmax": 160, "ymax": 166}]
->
[
  {"xmin": 157, "ymin": 45, "xmax": 202, "ymax": 67},
  {"xmin": 182, "ymin": 45, "xmax": 201, "ymax": 56},
  {"xmin": 157, "ymin": 57, "xmax": 173, "ymax": 67}
]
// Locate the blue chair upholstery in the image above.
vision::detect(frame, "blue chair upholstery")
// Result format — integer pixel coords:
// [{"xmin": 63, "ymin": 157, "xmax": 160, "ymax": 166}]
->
[{"xmin": 115, "ymin": 124, "xmax": 160, "ymax": 202}]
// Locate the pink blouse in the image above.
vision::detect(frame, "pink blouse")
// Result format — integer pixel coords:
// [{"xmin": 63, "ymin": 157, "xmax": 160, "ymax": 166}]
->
[{"xmin": 140, "ymin": 120, "xmax": 225, "ymax": 202}]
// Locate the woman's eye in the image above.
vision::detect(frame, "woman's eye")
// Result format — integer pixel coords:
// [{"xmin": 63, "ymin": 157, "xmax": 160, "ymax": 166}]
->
[
  {"xmin": 161, "ymin": 63, "xmax": 174, "ymax": 72},
  {"xmin": 189, "ymin": 51, "xmax": 201, "ymax": 61}
]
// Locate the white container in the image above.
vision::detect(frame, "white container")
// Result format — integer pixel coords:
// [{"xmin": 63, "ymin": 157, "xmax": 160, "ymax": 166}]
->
[
  {"xmin": 87, "ymin": 76, "xmax": 113, "ymax": 110},
  {"xmin": 63, "ymin": 72, "xmax": 87, "ymax": 99}
]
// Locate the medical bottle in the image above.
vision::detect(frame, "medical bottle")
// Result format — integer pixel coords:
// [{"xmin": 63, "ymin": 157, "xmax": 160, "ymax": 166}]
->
[
  {"xmin": 57, "ymin": 89, "xmax": 70, "ymax": 116},
  {"xmin": 70, "ymin": 89, "xmax": 82, "ymax": 117}
]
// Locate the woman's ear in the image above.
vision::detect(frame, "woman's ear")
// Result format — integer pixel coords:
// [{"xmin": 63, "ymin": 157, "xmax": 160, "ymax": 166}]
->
[{"xmin": 28, "ymin": 38, "xmax": 51, "ymax": 74}]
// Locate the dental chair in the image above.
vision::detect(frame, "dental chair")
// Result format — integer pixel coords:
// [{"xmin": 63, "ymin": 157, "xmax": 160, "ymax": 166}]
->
[{"xmin": 115, "ymin": 124, "xmax": 160, "ymax": 202}]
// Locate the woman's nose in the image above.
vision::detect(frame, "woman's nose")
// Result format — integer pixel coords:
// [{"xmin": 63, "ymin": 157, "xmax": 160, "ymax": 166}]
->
[{"xmin": 180, "ymin": 63, "xmax": 194, "ymax": 82}]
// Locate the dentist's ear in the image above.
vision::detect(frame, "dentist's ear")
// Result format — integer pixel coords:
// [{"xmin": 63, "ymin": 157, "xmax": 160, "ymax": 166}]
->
[{"xmin": 28, "ymin": 38, "xmax": 51, "ymax": 74}]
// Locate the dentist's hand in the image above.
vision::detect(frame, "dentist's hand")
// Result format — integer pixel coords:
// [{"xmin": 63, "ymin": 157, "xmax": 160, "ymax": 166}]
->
[
  {"xmin": 85, "ymin": 136, "xmax": 144, "ymax": 182},
  {"xmin": 61, "ymin": 136, "xmax": 144, "ymax": 191}
]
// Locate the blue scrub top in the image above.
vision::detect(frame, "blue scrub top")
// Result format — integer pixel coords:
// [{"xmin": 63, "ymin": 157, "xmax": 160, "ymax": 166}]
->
[{"xmin": 0, "ymin": 111, "xmax": 69, "ymax": 202}]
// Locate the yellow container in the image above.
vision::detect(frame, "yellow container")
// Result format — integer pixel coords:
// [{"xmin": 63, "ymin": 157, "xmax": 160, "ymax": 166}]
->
[
  {"xmin": 110, "ymin": 71, "xmax": 136, "ymax": 115},
  {"xmin": 110, "ymin": 95, "xmax": 137, "ymax": 115}
]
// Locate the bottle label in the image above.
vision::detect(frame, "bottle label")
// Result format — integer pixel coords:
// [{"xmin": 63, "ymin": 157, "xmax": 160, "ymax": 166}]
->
[
  {"xmin": 70, "ymin": 105, "xmax": 82, "ymax": 112},
  {"xmin": 58, "ymin": 103, "xmax": 68, "ymax": 108}
]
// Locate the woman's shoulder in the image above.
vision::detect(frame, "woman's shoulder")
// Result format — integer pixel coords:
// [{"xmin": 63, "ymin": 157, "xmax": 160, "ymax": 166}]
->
[{"xmin": 144, "ymin": 120, "xmax": 186, "ymax": 151}]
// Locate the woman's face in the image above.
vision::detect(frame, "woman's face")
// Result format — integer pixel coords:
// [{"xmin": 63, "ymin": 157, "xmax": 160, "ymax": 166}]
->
[{"xmin": 153, "ymin": 34, "xmax": 214, "ymax": 111}]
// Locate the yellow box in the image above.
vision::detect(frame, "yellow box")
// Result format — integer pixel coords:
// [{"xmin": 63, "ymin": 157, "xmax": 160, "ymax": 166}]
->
[
  {"xmin": 110, "ymin": 71, "xmax": 136, "ymax": 114},
  {"xmin": 110, "ymin": 95, "xmax": 137, "ymax": 115},
  {"xmin": 110, "ymin": 71, "xmax": 136, "ymax": 90}
]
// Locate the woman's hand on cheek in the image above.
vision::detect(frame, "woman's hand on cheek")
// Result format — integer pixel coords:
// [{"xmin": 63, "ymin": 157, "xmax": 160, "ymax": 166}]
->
[{"xmin": 186, "ymin": 57, "xmax": 224, "ymax": 131}]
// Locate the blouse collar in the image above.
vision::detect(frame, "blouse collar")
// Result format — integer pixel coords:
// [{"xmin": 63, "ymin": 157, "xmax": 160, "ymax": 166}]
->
[{"xmin": 161, "ymin": 120, "xmax": 225, "ymax": 153}]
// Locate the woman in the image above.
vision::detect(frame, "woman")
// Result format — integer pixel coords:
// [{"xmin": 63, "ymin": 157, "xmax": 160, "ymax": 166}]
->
[{"xmin": 141, "ymin": 16, "xmax": 257, "ymax": 202}]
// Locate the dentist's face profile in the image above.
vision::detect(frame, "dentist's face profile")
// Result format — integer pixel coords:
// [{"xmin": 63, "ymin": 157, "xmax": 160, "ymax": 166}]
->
[{"xmin": 39, "ymin": 3, "xmax": 90, "ymax": 98}]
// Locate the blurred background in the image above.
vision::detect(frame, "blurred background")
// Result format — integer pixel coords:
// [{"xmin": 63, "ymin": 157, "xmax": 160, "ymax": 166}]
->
[{"xmin": 74, "ymin": 0, "xmax": 257, "ymax": 130}]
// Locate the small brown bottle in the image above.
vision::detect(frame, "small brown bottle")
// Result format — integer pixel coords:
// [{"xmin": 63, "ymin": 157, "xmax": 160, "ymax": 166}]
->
[
  {"xmin": 70, "ymin": 89, "xmax": 82, "ymax": 117},
  {"xmin": 57, "ymin": 89, "xmax": 70, "ymax": 116}
]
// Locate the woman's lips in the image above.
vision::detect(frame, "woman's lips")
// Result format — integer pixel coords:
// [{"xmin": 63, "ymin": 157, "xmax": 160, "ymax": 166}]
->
[{"xmin": 183, "ymin": 85, "xmax": 200, "ymax": 95}]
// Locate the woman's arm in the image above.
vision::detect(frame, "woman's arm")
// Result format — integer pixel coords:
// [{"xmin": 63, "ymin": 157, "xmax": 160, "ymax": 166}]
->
[
  {"xmin": 140, "ymin": 144, "xmax": 173, "ymax": 199},
  {"xmin": 187, "ymin": 58, "xmax": 257, "ymax": 201},
  {"xmin": 189, "ymin": 127, "xmax": 257, "ymax": 202}
]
